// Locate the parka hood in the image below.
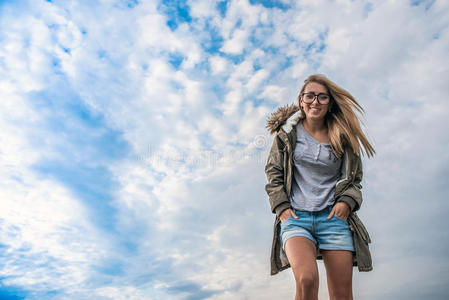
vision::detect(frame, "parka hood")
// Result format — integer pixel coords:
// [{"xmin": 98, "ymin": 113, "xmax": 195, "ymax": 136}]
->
[{"xmin": 266, "ymin": 104, "xmax": 304, "ymax": 135}]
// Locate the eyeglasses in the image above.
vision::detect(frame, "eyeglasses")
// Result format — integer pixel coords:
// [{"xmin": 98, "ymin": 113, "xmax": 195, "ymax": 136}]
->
[{"xmin": 302, "ymin": 92, "xmax": 330, "ymax": 105}]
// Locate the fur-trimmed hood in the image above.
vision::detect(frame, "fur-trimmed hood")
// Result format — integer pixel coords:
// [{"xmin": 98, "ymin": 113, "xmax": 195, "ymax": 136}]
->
[{"xmin": 266, "ymin": 104, "xmax": 304, "ymax": 135}]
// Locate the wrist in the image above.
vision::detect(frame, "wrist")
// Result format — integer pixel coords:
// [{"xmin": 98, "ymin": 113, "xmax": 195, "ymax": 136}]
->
[
  {"xmin": 274, "ymin": 202, "xmax": 292, "ymax": 218},
  {"xmin": 337, "ymin": 195, "xmax": 357, "ymax": 212}
]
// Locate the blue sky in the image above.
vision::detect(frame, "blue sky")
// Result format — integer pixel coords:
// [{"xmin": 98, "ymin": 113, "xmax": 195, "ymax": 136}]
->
[{"xmin": 0, "ymin": 0, "xmax": 448, "ymax": 299}]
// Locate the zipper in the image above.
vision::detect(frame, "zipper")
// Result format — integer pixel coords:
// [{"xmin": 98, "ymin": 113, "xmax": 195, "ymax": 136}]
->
[{"xmin": 334, "ymin": 151, "xmax": 350, "ymax": 199}]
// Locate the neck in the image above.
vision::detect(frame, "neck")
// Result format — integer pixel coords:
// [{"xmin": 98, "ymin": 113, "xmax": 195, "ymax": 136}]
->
[{"xmin": 302, "ymin": 118, "xmax": 327, "ymax": 133}]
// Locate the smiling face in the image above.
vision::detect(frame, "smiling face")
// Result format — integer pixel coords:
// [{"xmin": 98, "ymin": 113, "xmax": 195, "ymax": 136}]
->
[{"xmin": 300, "ymin": 82, "xmax": 331, "ymax": 122}]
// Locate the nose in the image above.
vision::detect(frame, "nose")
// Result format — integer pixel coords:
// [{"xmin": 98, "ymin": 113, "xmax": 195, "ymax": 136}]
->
[{"xmin": 310, "ymin": 97, "xmax": 320, "ymax": 105}]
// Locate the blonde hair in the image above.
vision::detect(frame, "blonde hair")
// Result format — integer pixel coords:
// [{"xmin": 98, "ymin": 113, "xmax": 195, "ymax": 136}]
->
[{"xmin": 298, "ymin": 74, "xmax": 375, "ymax": 157}]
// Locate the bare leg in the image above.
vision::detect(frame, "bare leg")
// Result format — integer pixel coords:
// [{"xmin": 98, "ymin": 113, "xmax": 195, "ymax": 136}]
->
[
  {"xmin": 284, "ymin": 237, "xmax": 319, "ymax": 300},
  {"xmin": 321, "ymin": 250, "xmax": 353, "ymax": 300}
]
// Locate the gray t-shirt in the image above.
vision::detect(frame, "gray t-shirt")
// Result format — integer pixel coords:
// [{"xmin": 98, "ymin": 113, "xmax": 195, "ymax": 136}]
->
[{"xmin": 289, "ymin": 121, "xmax": 343, "ymax": 211}]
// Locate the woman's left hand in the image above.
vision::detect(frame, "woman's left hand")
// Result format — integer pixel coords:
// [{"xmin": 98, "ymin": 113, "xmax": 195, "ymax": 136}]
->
[{"xmin": 327, "ymin": 202, "xmax": 350, "ymax": 221}]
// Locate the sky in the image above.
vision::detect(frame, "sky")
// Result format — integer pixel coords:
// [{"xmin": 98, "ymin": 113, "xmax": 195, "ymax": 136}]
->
[{"xmin": 0, "ymin": 0, "xmax": 448, "ymax": 299}]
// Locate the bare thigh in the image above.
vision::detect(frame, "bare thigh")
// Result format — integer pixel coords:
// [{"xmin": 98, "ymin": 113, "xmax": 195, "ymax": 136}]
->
[
  {"xmin": 285, "ymin": 237, "xmax": 319, "ymax": 299},
  {"xmin": 321, "ymin": 250, "xmax": 353, "ymax": 300}
]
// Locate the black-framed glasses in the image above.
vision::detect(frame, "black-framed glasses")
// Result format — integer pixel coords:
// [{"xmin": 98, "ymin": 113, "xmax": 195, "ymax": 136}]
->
[{"xmin": 301, "ymin": 92, "xmax": 330, "ymax": 105}]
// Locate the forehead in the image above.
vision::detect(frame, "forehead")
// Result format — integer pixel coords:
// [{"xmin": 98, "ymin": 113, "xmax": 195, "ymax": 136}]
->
[{"xmin": 304, "ymin": 82, "xmax": 328, "ymax": 93}]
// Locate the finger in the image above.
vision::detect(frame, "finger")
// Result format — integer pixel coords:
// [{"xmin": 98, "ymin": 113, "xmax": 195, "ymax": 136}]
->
[
  {"xmin": 280, "ymin": 209, "xmax": 291, "ymax": 222},
  {"xmin": 327, "ymin": 208, "xmax": 335, "ymax": 220},
  {"xmin": 280, "ymin": 209, "xmax": 290, "ymax": 219},
  {"xmin": 291, "ymin": 211, "xmax": 299, "ymax": 219},
  {"xmin": 334, "ymin": 210, "xmax": 343, "ymax": 219},
  {"xmin": 336, "ymin": 206, "xmax": 349, "ymax": 218},
  {"xmin": 339, "ymin": 214, "xmax": 348, "ymax": 221},
  {"xmin": 336, "ymin": 211, "xmax": 348, "ymax": 220}
]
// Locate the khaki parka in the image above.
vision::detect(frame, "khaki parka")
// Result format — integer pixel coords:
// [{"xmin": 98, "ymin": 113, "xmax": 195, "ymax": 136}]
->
[{"xmin": 264, "ymin": 104, "xmax": 372, "ymax": 275}]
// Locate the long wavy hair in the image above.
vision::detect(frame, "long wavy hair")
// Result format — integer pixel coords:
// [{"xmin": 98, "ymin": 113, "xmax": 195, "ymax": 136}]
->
[{"xmin": 298, "ymin": 74, "xmax": 375, "ymax": 157}]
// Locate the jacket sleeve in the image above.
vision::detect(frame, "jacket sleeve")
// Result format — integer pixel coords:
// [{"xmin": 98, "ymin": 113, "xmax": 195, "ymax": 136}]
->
[
  {"xmin": 337, "ymin": 154, "xmax": 363, "ymax": 212},
  {"xmin": 264, "ymin": 133, "xmax": 291, "ymax": 217}
]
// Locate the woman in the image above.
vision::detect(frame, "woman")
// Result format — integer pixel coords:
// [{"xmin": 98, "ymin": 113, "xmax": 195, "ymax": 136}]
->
[{"xmin": 265, "ymin": 74, "xmax": 375, "ymax": 300}]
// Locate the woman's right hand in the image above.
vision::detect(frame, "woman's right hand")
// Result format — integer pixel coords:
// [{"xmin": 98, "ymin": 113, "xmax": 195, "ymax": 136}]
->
[{"xmin": 280, "ymin": 208, "xmax": 299, "ymax": 223}]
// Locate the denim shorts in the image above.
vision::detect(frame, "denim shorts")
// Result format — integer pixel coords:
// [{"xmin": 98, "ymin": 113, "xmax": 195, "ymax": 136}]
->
[{"xmin": 280, "ymin": 205, "xmax": 355, "ymax": 252}]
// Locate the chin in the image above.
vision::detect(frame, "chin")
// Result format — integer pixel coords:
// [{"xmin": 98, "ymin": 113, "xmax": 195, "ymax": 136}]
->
[{"xmin": 306, "ymin": 114, "xmax": 326, "ymax": 120}]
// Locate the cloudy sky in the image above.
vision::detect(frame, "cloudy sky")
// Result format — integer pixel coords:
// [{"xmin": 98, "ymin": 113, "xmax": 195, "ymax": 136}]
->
[{"xmin": 0, "ymin": 0, "xmax": 448, "ymax": 299}]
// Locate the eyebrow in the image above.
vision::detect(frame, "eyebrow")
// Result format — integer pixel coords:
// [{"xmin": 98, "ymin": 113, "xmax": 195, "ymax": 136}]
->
[{"xmin": 304, "ymin": 92, "xmax": 329, "ymax": 95}]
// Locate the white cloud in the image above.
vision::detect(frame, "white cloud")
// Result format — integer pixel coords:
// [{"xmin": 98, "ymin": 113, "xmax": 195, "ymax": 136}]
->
[
  {"xmin": 0, "ymin": 92, "xmax": 105, "ymax": 295},
  {"xmin": 259, "ymin": 84, "xmax": 289, "ymax": 103},
  {"xmin": 0, "ymin": 175, "xmax": 104, "ymax": 290},
  {"xmin": 220, "ymin": 28, "xmax": 249, "ymax": 54},
  {"xmin": 209, "ymin": 55, "xmax": 229, "ymax": 74},
  {"xmin": 94, "ymin": 286, "xmax": 154, "ymax": 300},
  {"xmin": 188, "ymin": 0, "xmax": 219, "ymax": 19},
  {"xmin": 246, "ymin": 68, "xmax": 269, "ymax": 92}
]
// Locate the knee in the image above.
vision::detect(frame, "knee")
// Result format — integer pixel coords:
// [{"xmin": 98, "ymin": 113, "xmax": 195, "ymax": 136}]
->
[{"xmin": 296, "ymin": 273, "xmax": 318, "ymax": 290}]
